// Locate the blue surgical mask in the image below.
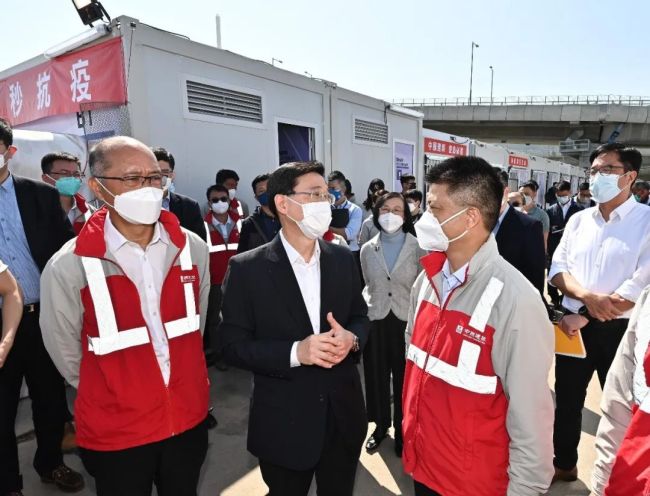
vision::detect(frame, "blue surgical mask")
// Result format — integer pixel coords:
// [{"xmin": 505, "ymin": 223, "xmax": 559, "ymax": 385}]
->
[
  {"xmin": 53, "ymin": 176, "xmax": 82, "ymax": 196},
  {"xmin": 634, "ymin": 194, "xmax": 642, "ymax": 202},
  {"xmin": 257, "ymin": 192, "xmax": 269, "ymax": 206},
  {"xmin": 590, "ymin": 172, "xmax": 626, "ymax": 204},
  {"xmin": 329, "ymin": 188, "xmax": 342, "ymax": 201}
]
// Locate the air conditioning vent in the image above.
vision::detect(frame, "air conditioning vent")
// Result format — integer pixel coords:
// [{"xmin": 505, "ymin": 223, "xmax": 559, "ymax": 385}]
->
[
  {"xmin": 186, "ymin": 80, "xmax": 263, "ymax": 123},
  {"xmin": 354, "ymin": 118, "xmax": 388, "ymax": 144}
]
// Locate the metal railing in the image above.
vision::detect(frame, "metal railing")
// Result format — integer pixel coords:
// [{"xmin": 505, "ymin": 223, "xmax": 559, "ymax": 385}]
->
[{"xmin": 393, "ymin": 95, "xmax": 650, "ymax": 107}]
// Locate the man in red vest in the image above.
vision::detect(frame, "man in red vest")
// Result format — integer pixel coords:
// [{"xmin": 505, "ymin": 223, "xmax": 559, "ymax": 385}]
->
[
  {"xmin": 41, "ymin": 152, "xmax": 94, "ymax": 234},
  {"xmin": 402, "ymin": 156, "xmax": 554, "ymax": 495},
  {"xmin": 40, "ymin": 136, "xmax": 211, "ymax": 496}
]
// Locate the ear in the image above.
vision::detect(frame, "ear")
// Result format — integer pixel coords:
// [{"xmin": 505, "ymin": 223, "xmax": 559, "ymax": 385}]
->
[
  {"xmin": 6, "ymin": 145, "xmax": 17, "ymax": 159},
  {"xmin": 89, "ymin": 177, "xmax": 111, "ymax": 206},
  {"xmin": 274, "ymin": 194, "xmax": 289, "ymax": 216},
  {"xmin": 466, "ymin": 206, "xmax": 482, "ymax": 230}
]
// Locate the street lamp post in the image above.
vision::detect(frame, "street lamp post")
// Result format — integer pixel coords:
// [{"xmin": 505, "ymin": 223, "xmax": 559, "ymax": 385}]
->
[
  {"xmin": 469, "ymin": 41, "xmax": 479, "ymax": 105},
  {"xmin": 489, "ymin": 65, "xmax": 494, "ymax": 104}
]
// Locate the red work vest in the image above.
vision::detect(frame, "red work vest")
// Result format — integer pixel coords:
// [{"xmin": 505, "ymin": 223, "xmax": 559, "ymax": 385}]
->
[
  {"xmin": 72, "ymin": 208, "xmax": 209, "ymax": 451},
  {"xmin": 204, "ymin": 212, "xmax": 239, "ymax": 285},
  {"xmin": 72, "ymin": 194, "xmax": 92, "ymax": 235},
  {"xmin": 402, "ymin": 251, "xmax": 509, "ymax": 496},
  {"xmin": 604, "ymin": 337, "xmax": 650, "ymax": 495}
]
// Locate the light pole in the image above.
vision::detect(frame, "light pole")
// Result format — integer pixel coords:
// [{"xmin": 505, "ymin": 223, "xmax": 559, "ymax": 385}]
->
[
  {"xmin": 489, "ymin": 65, "xmax": 494, "ymax": 104},
  {"xmin": 469, "ymin": 41, "xmax": 479, "ymax": 104},
  {"xmin": 271, "ymin": 58, "xmax": 283, "ymax": 67}
]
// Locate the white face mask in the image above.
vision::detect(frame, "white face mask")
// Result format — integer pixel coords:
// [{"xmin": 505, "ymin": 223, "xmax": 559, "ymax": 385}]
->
[
  {"xmin": 408, "ymin": 202, "xmax": 419, "ymax": 214},
  {"xmin": 228, "ymin": 188, "xmax": 237, "ymax": 200},
  {"xmin": 378, "ymin": 212, "xmax": 404, "ymax": 234},
  {"xmin": 99, "ymin": 182, "xmax": 163, "ymax": 225},
  {"xmin": 211, "ymin": 200, "xmax": 230, "ymax": 215},
  {"xmin": 286, "ymin": 196, "xmax": 332, "ymax": 240},
  {"xmin": 590, "ymin": 172, "xmax": 627, "ymax": 204},
  {"xmin": 414, "ymin": 208, "xmax": 469, "ymax": 252},
  {"xmin": 524, "ymin": 195, "xmax": 535, "ymax": 206},
  {"xmin": 0, "ymin": 151, "xmax": 9, "ymax": 170},
  {"xmin": 556, "ymin": 195, "xmax": 571, "ymax": 206}
]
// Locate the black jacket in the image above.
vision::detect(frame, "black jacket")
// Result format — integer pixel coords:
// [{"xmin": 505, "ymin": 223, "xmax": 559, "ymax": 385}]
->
[
  {"xmin": 13, "ymin": 176, "xmax": 75, "ymax": 272},
  {"xmin": 495, "ymin": 206, "xmax": 546, "ymax": 297},
  {"xmin": 168, "ymin": 191, "xmax": 207, "ymax": 241},
  {"xmin": 217, "ymin": 235, "xmax": 369, "ymax": 470},
  {"xmin": 237, "ymin": 207, "xmax": 280, "ymax": 254},
  {"xmin": 545, "ymin": 201, "xmax": 582, "ymax": 260}
]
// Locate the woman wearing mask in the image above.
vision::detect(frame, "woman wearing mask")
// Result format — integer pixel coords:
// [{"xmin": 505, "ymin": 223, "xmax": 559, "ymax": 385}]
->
[
  {"xmin": 362, "ymin": 178, "xmax": 386, "ymax": 218},
  {"xmin": 359, "ymin": 189, "xmax": 388, "ymax": 247},
  {"xmin": 360, "ymin": 192, "xmax": 425, "ymax": 457}
]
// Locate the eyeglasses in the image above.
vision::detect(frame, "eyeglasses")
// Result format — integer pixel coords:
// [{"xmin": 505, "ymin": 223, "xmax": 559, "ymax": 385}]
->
[
  {"xmin": 50, "ymin": 171, "xmax": 85, "ymax": 179},
  {"xmin": 589, "ymin": 165, "xmax": 625, "ymax": 177},
  {"xmin": 289, "ymin": 191, "xmax": 335, "ymax": 205},
  {"xmin": 379, "ymin": 206, "xmax": 404, "ymax": 215},
  {"xmin": 211, "ymin": 197, "xmax": 229, "ymax": 203},
  {"xmin": 95, "ymin": 174, "xmax": 163, "ymax": 188}
]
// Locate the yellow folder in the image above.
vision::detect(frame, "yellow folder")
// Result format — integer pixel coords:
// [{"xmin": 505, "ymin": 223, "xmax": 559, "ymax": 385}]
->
[{"xmin": 554, "ymin": 325, "xmax": 586, "ymax": 359}]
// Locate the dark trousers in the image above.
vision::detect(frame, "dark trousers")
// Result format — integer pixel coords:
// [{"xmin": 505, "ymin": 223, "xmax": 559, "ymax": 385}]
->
[
  {"xmin": 414, "ymin": 480, "xmax": 442, "ymax": 495},
  {"xmin": 204, "ymin": 284, "xmax": 222, "ymax": 353},
  {"xmin": 363, "ymin": 311, "xmax": 406, "ymax": 440},
  {"xmin": 0, "ymin": 307, "xmax": 67, "ymax": 493},
  {"xmin": 553, "ymin": 317, "xmax": 628, "ymax": 470},
  {"xmin": 80, "ymin": 421, "xmax": 208, "ymax": 496},
  {"xmin": 259, "ymin": 406, "xmax": 360, "ymax": 496}
]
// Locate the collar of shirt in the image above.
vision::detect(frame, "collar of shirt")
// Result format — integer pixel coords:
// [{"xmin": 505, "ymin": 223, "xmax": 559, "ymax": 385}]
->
[
  {"xmin": 162, "ymin": 195, "xmax": 170, "ymax": 211},
  {"xmin": 105, "ymin": 213, "xmax": 169, "ymax": 254},
  {"xmin": 0, "ymin": 174, "xmax": 15, "ymax": 193},
  {"xmin": 280, "ymin": 229, "xmax": 321, "ymax": 267},
  {"xmin": 212, "ymin": 215, "xmax": 233, "ymax": 228},
  {"xmin": 493, "ymin": 203, "xmax": 510, "ymax": 234},
  {"xmin": 592, "ymin": 195, "xmax": 637, "ymax": 223},
  {"xmin": 442, "ymin": 259, "xmax": 468, "ymax": 288},
  {"xmin": 335, "ymin": 200, "xmax": 350, "ymax": 210}
]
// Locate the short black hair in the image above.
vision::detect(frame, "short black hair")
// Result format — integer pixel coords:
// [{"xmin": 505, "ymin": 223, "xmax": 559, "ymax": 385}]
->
[
  {"xmin": 344, "ymin": 179, "xmax": 353, "ymax": 194},
  {"xmin": 0, "ymin": 118, "xmax": 13, "ymax": 147},
  {"xmin": 206, "ymin": 184, "xmax": 229, "ymax": 200},
  {"xmin": 403, "ymin": 189, "xmax": 423, "ymax": 203},
  {"xmin": 327, "ymin": 170, "xmax": 346, "ymax": 183},
  {"xmin": 521, "ymin": 180, "xmax": 539, "ymax": 192},
  {"xmin": 400, "ymin": 174, "xmax": 416, "ymax": 184},
  {"xmin": 216, "ymin": 169, "xmax": 240, "ymax": 185},
  {"xmin": 633, "ymin": 180, "xmax": 650, "ymax": 191},
  {"xmin": 251, "ymin": 173, "xmax": 270, "ymax": 194},
  {"xmin": 372, "ymin": 192, "xmax": 415, "ymax": 235},
  {"xmin": 363, "ymin": 178, "xmax": 385, "ymax": 210},
  {"xmin": 41, "ymin": 152, "xmax": 81, "ymax": 174},
  {"xmin": 556, "ymin": 181, "xmax": 571, "ymax": 193},
  {"xmin": 268, "ymin": 161, "xmax": 325, "ymax": 217},
  {"xmin": 589, "ymin": 142, "xmax": 642, "ymax": 173},
  {"xmin": 151, "ymin": 147, "xmax": 175, "ymax": 170},
  {"xmin": 493, "ymin": 167, "xmax": 509, "ymax": 188},
  {"xmin": 427, "ymin": 157, "xmax": 503, "ymax": 231},
  {"xmin": 579, "ymin": 182, "xmax": 590, "ymax": 191}
]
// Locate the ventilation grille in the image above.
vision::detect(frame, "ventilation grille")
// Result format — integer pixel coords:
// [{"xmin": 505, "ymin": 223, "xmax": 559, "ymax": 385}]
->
[
  {"xmin": 354, "ymin": 118, "xmax": 388, "ymax": 144},
  {"xmin": 186, "ymin": 80, "xmax": 263, "ymax": 123}
]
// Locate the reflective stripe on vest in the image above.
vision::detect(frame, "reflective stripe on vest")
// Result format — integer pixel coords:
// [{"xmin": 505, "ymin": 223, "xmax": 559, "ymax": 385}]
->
[
  {"xmin": 235, "ymin": 201, "xmax": 243, "ymax": 232},
  {"xmin": 83, "ymin": 209, "xmax": 92, "ymax": 222},
  {"xmin": 81, "ymin": 235, "xmax": 199, "ymax": 355},
  {"xmin": 634, "ymin": 303, "xmax": 650, "ymax": 412},
  {"xmin": 204, "ymin": 222, "xmax": 238, "ymax": 253},
  {"xmin": 407, "ymin": 277, "xmax": 503, "ymax": 395}
]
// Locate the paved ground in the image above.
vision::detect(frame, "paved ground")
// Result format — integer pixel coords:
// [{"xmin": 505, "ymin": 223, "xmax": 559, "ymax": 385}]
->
[{"xmin": 17, "ymin": 361, "xmax": 601, "ymax": 496}]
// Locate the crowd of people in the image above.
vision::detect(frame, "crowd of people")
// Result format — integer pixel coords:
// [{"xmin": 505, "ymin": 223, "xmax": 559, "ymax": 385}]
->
[{"xmin": 1, "ymin": 113, "xmax": 650, "ymax": 496}]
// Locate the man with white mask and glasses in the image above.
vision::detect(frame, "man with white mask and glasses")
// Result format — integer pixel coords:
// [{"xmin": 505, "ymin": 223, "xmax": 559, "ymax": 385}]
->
[
  {"xmin": 40, "ymin": 136, "xmax": 211, "ymax": 496},
  {"xmin": 218, "ymin": 161, "xmax": 369, "ymax": 496},
  {"xmin": 402, "ymin": 156, "xmax": 554, "ymax": 496},
  {"xmin": 548, "ymin": 142, "xmax": 650, "ymax": 484}
]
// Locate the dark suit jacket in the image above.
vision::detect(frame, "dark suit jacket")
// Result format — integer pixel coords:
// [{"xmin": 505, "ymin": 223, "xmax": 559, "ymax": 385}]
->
[
  {"xmin": 546, "ymin": 201, "xmax": 582, "ymax": 260},
  {"xmin": 169, "ymin": 192, "xmax": 207, "ymax": 241},
  {"xmin": 495, "ymin": 206, "xmax": 546, "ymax": 297},
  {"xmin": 217, "ymin": 235, "xmax": 369, "ymax": 470},
  {"xmin": 13, "ymin": 176, "xmax": 75, "ymax": 273}
]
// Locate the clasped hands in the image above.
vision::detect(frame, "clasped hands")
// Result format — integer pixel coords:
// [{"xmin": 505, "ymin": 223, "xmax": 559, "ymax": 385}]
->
[{"xmin": 297, "ymin": 312, "xmax": 356, "ymax": 368}]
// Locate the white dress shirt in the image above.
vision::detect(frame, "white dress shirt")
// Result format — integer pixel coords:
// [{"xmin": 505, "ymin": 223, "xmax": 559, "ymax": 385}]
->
[
  {"xmin": 561, "ymin": 201, "xmax": 571, "ymax": 218},
  {"xmin": 105, "ymin": 214, "xmax": 172, "ymax": 384},
  {"xmin": 211, "ymin": 215, "xmax": 234, "ymax": 240},
  {"xmin": 279, "ymin": 230, "xmax": 321, "ymax": 368},
  {"xmin": 549, "ymin": 196, "xmax": 650, "ymax": 317},
  {"xmin": 441, "ymin": 260, "xmax": 468, "ymax": 304}
]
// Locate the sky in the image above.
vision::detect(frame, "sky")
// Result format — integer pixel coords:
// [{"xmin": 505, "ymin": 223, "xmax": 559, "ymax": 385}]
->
[{"xmin": 3, "ymin": 0, "xmax": 650, "ymax": 103}]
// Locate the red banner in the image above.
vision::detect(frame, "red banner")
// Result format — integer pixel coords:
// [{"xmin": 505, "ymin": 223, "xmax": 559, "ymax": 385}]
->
[
  {"xmin": 508, "ymin": 155, "xmax": 529, "ymax": 168},
  {"xmin": 0, "ymin": 37, "xmax": 126, "ymax": 126},
  {"xmin": 424, "ymin": 137, "xmax": 468, "ymax": 157}
]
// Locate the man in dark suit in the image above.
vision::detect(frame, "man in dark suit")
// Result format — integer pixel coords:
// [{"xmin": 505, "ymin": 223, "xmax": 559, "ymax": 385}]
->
[
  {"xmin": 218, "ymin": 161, "xmax": 369, "ymax": 496},
  {"xmin": 153, "ymin": 147, "xmax": 207, "ymax": 240},
  {"xmin": 492, "ymin": 168, "xmax": 546, "ymax": 299},
  {"xmin": 0, "ymin": 118, "xmax": 84, "ymax": 495},
  {"xmin": 545, "ymin": 181, "xmax": 583, "ymax": 308}
]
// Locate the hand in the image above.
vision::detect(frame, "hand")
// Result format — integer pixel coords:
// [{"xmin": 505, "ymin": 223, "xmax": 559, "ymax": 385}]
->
[
  {"xmin": 296, "ymin": 331, "xmax": 341, "ymax": 368},
  {"xmin": 582, "ymin": 292, "xmax": 622, "ymax": 322},
  {"xmin": 558, "ymin": 314, "xmax": 589, "ymax": 338},
  {"xmin": 0, "ymin": 337, "xmax": 14, "ymax": 369},
  {"xmin": 326, "ymin": 312, "xmax": 356, "ymax": 362}
]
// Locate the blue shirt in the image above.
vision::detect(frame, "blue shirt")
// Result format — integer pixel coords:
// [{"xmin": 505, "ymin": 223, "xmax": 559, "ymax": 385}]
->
[
  {"xmin": 335, "ymin": 200, "xmax": 362, "ymax": 251},
  {"xmin": 0, "ymin": 175, "xmax": 42, "ymax": 304}
]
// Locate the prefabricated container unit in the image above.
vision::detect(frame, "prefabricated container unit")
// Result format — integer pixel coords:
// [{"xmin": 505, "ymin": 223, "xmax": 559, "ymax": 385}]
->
[{"xmin": 0, "ymin": 15, "xmax": 423, "ymax": 209}]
